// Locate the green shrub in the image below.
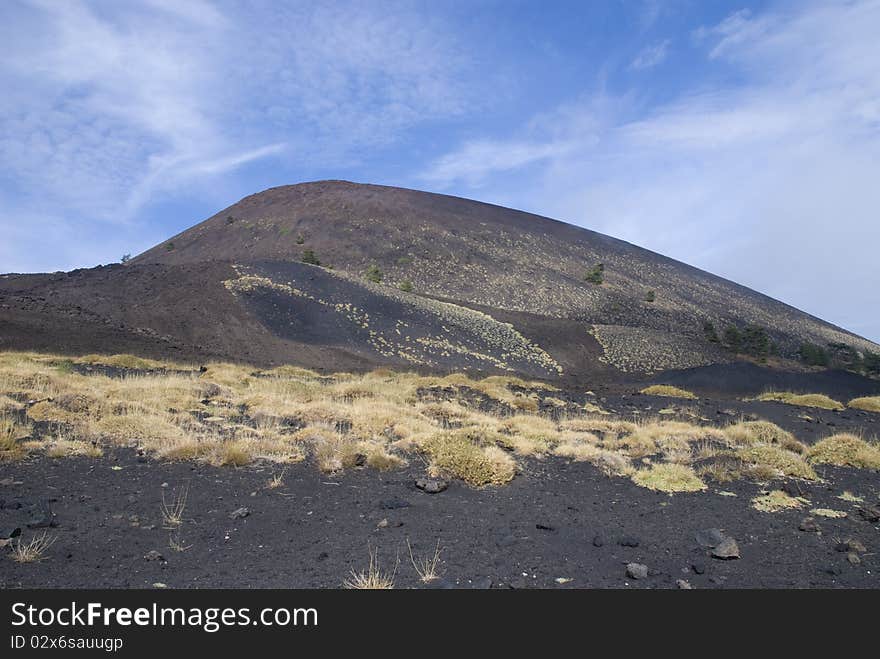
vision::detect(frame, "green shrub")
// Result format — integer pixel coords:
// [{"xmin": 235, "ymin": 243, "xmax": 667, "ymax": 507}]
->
[
  {"xmin": 703, "ymin": 321, "xmax": 720, "ymax": 344},
  {"xmin": 799, "ymin": 342, "xmax": 829, "ymax": 367},
  {"xmin": 399, "ymin": 280, "xmax": 413, "ymax": 293},
  {"xmin": 165, "ymin": 242, "xmax": 175, "ymax": 251},
  {"xmin": 365, "ymin": 264, "xmax": 382, "ymax": 283},
  {"xmin": 864, "ymin": 351, "xmax": 880, "ymax": 376},
  {"xmin": 301, "ymin": 249, "xmax": 321, "ymax": 266},
  {"xmin": 723, "ymin": 325, "xmax": 741, "ymax": 352},
  {"xmin": 741, "ymin": 326, "xmax": 770, "ymax": 360},
  {"xmin": 584, "ymin": 263, "xmax": 604, "ymax": 285},
  {"xmin": 296, "ymin": 234, "xmax": 305, "ymax": 245},
  {"xmin": 644, "ymin": 290, "xmax": 655, "ymax": 303},
  {"xmin": 396, "ymin": 256, "xmax": 413, "ymax": 266}
]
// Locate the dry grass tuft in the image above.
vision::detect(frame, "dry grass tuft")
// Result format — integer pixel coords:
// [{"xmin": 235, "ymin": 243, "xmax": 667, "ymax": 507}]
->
[
  {"xmin": 343, "ymin": 547, "xmax": 396, "ymax": 589},
  {"xmin": 640, "ymin": 385, "xmax": 697, "ymax": 399},
  {"xmin": 161, "ymin": 486, "xmax": 188, "ymax": 528},
  {"xmin": 1, "ymin": 413, "xmax": 31, "ymax": 461},
  {"xmin": 631, "ymin": 463, "xmax": 706, "ymax": 493},
  {"xmin": 735, "ymin": 445, "xmax": 817, "ymax": 480},
  {"xmin": 425, "ymin": 430, "xmax": 516, "ymax": 486},
  {"xmin": 756, "ymin": 391, "xmax": 844, "ymax": 410},
  {"xmin": 806, "ymin": 433, "xmax": 880, "ymax": 470},
  {"xmin": 751, "ymin": 490, "xmax": 806, "ymax": 512},
  {"xmin": 407, "ymin": 538, "xmax": 443, "ymax": 583},
  {"xmin": 847, "ymin": 396, "xmax": 880, "ymax": 413},
  {"xmin": 11, "ymin": 531, "xmax": 56, "ymax": 563},
  {"xmin": 724, "ymin": 420, "xmax": 804, "ymax": 453}
]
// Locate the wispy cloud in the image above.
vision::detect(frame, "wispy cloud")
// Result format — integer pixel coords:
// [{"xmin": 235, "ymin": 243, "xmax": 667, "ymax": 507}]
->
[
  {"xmin": 0, "ymin": 0, "xmax": 468, "ymax": 234},
  {"xmin": 630, "ymin": 39, "xmax": 671, "ymax": 70},
  {"xmin": 422, "ymin": 1, "xmax": 880, "ymax": 341}
]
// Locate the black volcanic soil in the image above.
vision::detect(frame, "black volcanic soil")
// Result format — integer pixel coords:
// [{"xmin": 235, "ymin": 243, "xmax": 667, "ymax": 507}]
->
[{"xmin": 3, "ymin": 383, "xmax": 878, "ymax": 590}]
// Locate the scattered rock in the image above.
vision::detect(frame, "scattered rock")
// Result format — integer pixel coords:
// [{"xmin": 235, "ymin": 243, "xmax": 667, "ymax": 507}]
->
[
  {"xmin": 379, "ymin": 497, "xmax": 410, "ymax": 510},
  {"xmin": 691, "ymin": 562, "xmax": 706, "ymax": 575},
  {"xmin": 229, "ymin": 507, "xmax": 250, "ymax": 520},
  {"xmin": 144, "ymin": 550, "xmax": 165, "ymax": 562},
  {"xmin": 847, "ymin": 552, "xmax": 861, "ymax": 566},
  {"xmin": 471, "ymin": 577, "xmax": 493, "ymax": 589},
  {"xmin": 626, "ymin": 563, "xmax": 649, "ymax": 580},
  {"xmin": 835, "ymin": 539, "xmax": 866, "ymax": 554},
  {"xmin": 781, "ymin": 481, "xmax": 806, "ymax": 498},
  {"xmin": 856, "ymin": 505, "xmax": 880, "ymax": 523},
  {"xmin": 152, "ymin": 583, "xmax": 167, "ymax": 589},
  {"xmin": 376, "ymin": 518, "xmax": 389, "ymax": 528},
  {"xmin": 0, "ymin": 527, "xmax": 21, "ymax": 540},
  {"xmin": 415, "ymin": 477, "xmax": 448, "ymax": 494},
  {"xmin": 27, "ymin": 500, "xmax": 56, "ymax": 528},
  {"xmin": 799, "ymin": 517, "xmax": 821, "ymax": 533},
  {"xmin": 592, "ymin": 535, "xmax": 604, "ymax": 548},
  {"xmin": 618, "ymin": 536, "xmax": 640, "ymax": 547},
  {"xmin": 711, "ymin": 537, "xmax": 740, "ymax": 560},
  {"xmin": 554, "ymin": 577, "xmax": 573, "ymax": 585},
  {"xmin": 536, "ymin": 522, "xmax": 555, "ymax": 532},
  {"xmin": 676, "ymin": 579, "xmax": 693, "ymax": 590}
]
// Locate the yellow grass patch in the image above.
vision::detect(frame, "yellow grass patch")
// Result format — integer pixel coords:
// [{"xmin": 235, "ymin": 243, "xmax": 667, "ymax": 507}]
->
[
  {"xmin": 752, "ymin": 490, "xmax": 806, "ymax": 512},
  {"xmin": 848, "ymin": 396, "xmax": 880, "ymax": 412},
  {"xmin": 756, "ymin": 391, "xmax": 844, "ymax": 410},
  {"xmin": 631, "ymin": 463, "xmax": 706, "ymax": 493},
  {"xmin": 640, "ymin": 385, "xmax": 697, "ymax": 399},
  {"xmin": 735, "ymin": 445, "xmax": 817, "ymax": 480},
  {"xmin": 806, "ymin": 433, "xmax": 880, "ymax": 469},
  {"xmin": 425, "ymin": 430, "xmax": 516, "ymax": 486}
]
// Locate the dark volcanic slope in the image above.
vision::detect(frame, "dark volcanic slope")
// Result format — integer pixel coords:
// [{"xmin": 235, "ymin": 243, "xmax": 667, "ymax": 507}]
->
[{"xmin": 2, "ymin": 180, "xmax": 877, "ymax": 377}]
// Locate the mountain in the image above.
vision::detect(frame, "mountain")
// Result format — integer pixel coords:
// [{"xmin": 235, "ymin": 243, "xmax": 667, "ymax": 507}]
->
[{"xmin": 2, "ymin": 180, "xmax": 877, "ymax": 381}]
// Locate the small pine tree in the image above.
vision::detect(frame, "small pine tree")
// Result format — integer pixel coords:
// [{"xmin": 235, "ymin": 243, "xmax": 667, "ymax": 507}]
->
[
  {"xmin": 120, "ymin": 253, "xmax": 131, "ymax": 264},
  {"xmin": 703, "ymin": 321, "xmax": 720, "ymax": 344},
  {"xmin": 584, "ymin": 263, "xmax": 604, "ymax": 285},
  {"xmin": 165, "ymin": 242, "xmax": 175, "ymax": 251},
  {"xmin": 723, "ymin": 325, "xmax": 742, "ymax": 352},
  {"xmin": 301, "ymin": 249, "xmax": 320, "ymax": 266},
  {"xmin": 644, "ymin": 290, "xmax": 655, "ymax": 303},
  {"xmin": 296, "ymin": 234, "xmax": 305, "ymax": 245},
  {"xmin": 365, "ymin": 264, "xmax": 382, "ymax": 283}
]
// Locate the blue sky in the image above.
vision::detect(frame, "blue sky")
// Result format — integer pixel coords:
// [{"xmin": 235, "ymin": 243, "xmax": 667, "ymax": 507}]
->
[{"xmin": 1, "ymin": 0, "xmax": 878, "ymax": 342}]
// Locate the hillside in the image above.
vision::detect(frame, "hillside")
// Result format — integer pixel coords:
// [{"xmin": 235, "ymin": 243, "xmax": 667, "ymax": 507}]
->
[{"xmin": 2, "ymin": 180, "xmax": 877, "ymax": 380}]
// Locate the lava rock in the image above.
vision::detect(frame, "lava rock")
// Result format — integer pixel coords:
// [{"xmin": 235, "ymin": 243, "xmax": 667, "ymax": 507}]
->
[
  {"xmin": 626, "ymin": 563, "xmax": 649, "ymax": 580},
  {"xmin": 799, "ymin": 517, "xmax": 821, "ymax": 533},
  {"xmin": 0, "ymin": 527, "xmax": 21, "ymax": 540},
  {"xmin": 618, "ymin": 536, "xmax": 640, "ymax": 547},
  {"xmin": 856, "ymin": 505, "xmax": 880, "ymax": 523},
  {"xmin": 711, "ymin": 537, "xmax": 740, "ymax": 560},
  {"xmin": 415, "ymin": 477, "xmax": 448, "ymax": 494},
  {"xmin": 847, "ymin": 552, "xmax": 861, "ymax": 566},
  {"xmin": 144, "ymin": 550, "xmax": 165, "ymax": 562},
  {"xmin": 691, "ymin": 562, "xmax": 706, "ymax": 575},
  {"xmin": 592, "ymin": 535, "xmax": 604, "ymax": 548},
  {"xmin": 676, "ymin": 579, "xmax": 693, "ymax": 590},
  {"xmin": 229, "ymin": 507, "xmax": 250, "ymax": 520},
  {"xmin": 27, "ymin": 500, "xmax": 56, "ymax": 528},
  {"xmin": 536, "ymin": 523, "xmax": 555, "ymax": 531}
]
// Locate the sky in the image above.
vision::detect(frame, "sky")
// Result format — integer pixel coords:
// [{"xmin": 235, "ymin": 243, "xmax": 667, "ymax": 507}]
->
[{"xmin": 1, "ymin": 0, "xmax": 878, "ymax": 342}]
